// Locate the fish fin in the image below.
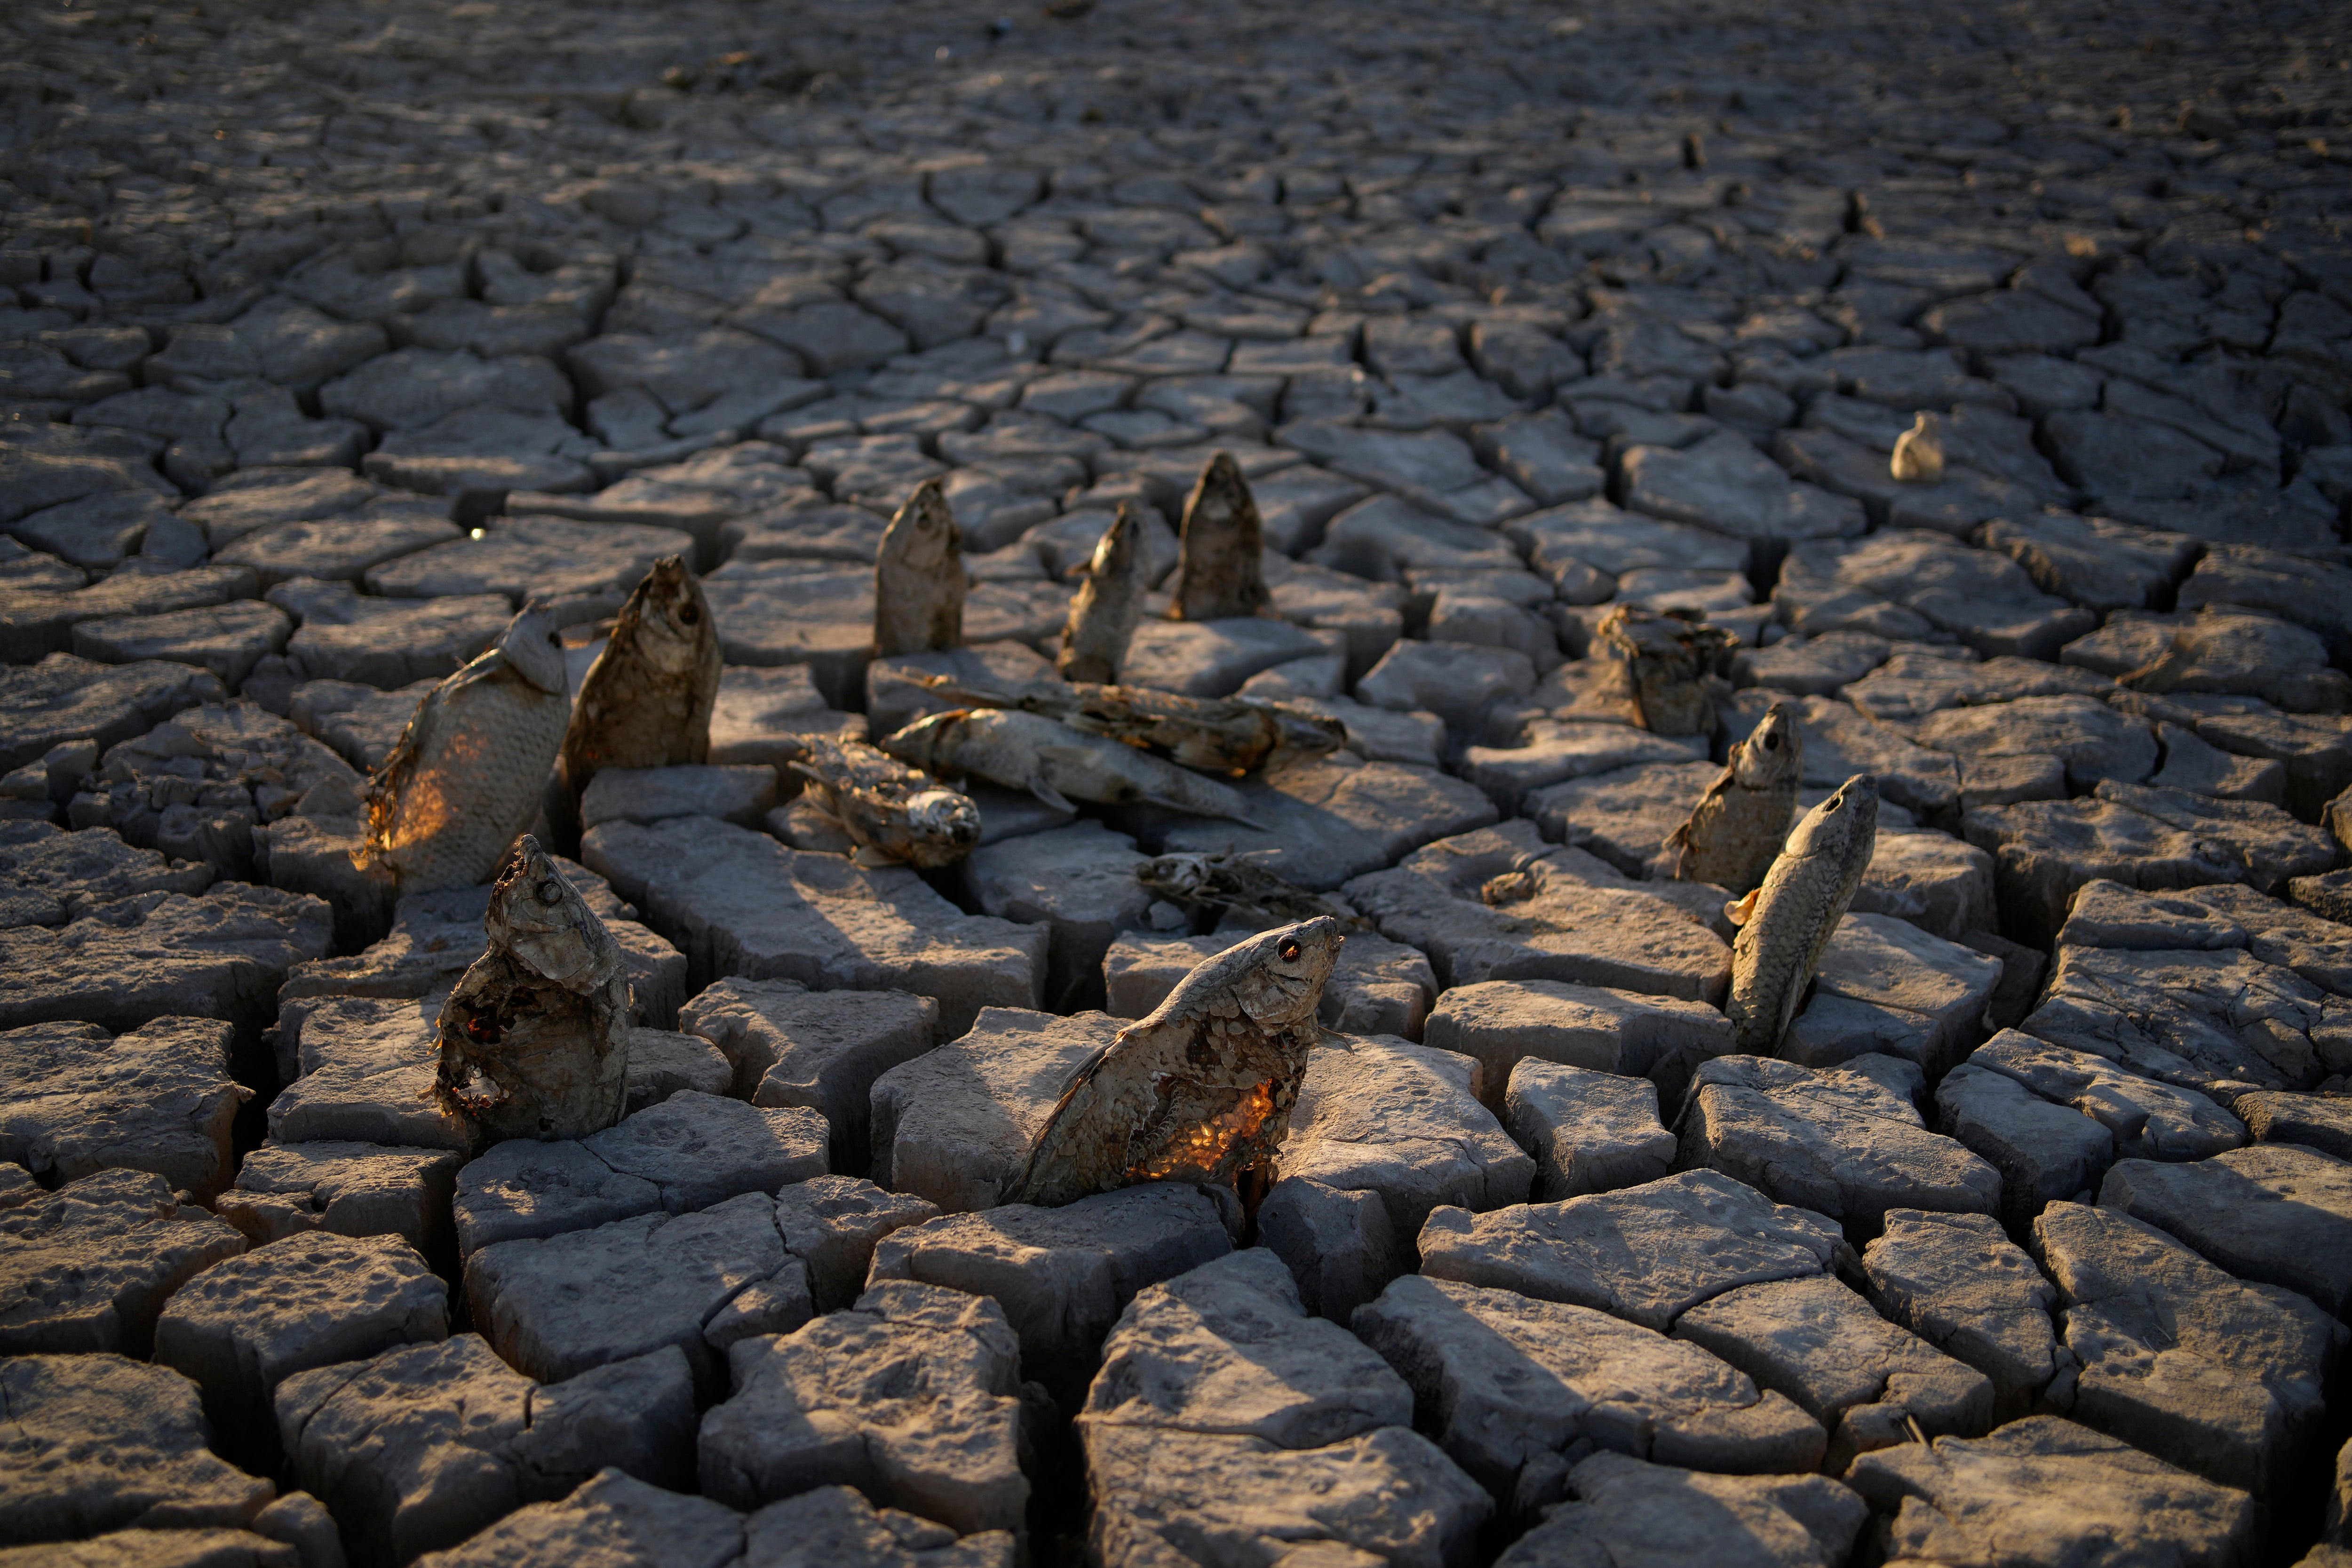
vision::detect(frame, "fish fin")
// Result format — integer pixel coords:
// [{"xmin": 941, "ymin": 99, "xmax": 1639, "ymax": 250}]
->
[
  {"xmin": 1316, "ymin": 1026, "xmax": 1356, "ymax": 1051},
  {"xmin": 851, "ymin": 845, "xmax": 901, "ymax": 869},
  {"xmin": 1027, "ymin": 778, "xmax": 1079, "ymax": 814},
  {"xmin": 1725, "ymin": 887, "xmax": 1761, "ymax": 926}
]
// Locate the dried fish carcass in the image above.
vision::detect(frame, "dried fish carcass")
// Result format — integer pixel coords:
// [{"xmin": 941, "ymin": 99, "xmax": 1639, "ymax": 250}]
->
[
  {"xmin": 1596, "ymin": 604, "xmax": 1736, "ymax": 735},
  {"xmin": 790, "ymin": 734, "xmax": 981, "ymax": 869},
  {"xmin": 556, "ymin": 554, "xmax": 723, "ymax": 806},
  {"xmin": 434, "ymin": 835, "xmax": 631, "ymax": 1149},
  {"xmin": 881, "ymin": 707, "xmax": 1266, "ymax": 827},
  {"xmin": 1002, "ymin": 916, "xmax": 1346, "ymax": 1206},
  {"xmin": 1724, "ymin": 772, "xmax": 1879, "ymax": 1053},
  {"xmin": 1665, "ymin": 701, "xmax": 1803, "ymax": 894},
  {"xmin": 918, "ymin": 674, "xmax": 1344, "ymax": 776},
  {"xmin": 358, "ymin": 602, "xmax": 571, "ymax": 894},
  {"xmin": 873, "ymin": 477, "xmax": 965, "ymax": 657},
  {"xmin": 1169, "ymin": 451, "xmax": 1272, "ymax": 622},
  {"xmin": 1058, "ymin": 501, "xmax": 1152, "ymax": 685},
  {"xmin": 1135, "ymin": 851, "xmax": 1359, "ymax": 929}
]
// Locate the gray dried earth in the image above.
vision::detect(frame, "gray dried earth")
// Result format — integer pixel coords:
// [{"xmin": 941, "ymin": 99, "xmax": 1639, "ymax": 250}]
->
[{"xmin": 4, "ymin": 0, "xmax": 2352, "ymax": 1563}]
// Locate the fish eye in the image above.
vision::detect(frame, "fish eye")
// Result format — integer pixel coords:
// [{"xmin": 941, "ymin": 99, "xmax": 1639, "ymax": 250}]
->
[
  {"xmin": 679, "ymin": 604, "xmax": 700, "ymax": 625},
  {"xmin": 546, "ymin": 632, "xmax": 562, "ymax": 646},
  {"xmin": 1279, "ymin": 938, "xmax": 1301, "ymax": 960},
  {"xmin": 1763, "ymin": 734, "xmax": 1779, "ymax": 750},
  {"xmin": 536, "ymin": 880, "xmax": 565, "ymax": 904}
]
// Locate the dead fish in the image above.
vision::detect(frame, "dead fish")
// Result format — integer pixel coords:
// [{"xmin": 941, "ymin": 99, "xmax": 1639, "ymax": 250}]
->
[
  {"xmin": 1058, "ymin": 501, "xmax": 1150, "ymax": 685},
  {"xmin": 360, "ymin": 602, "xmax": 570, "ymax": 894},
  {"xmin": 790, "ymin": 735, "xmax": 981, "ymax": 870},
  {"xmin": 1665, "ymin": 701, "xmax": 1803, "ymax": 895},
  {"xmin": 434, "ymin": 835, "xmax": 630, "ymax": 1149},
  {"xmin": 1001, "ymin": 916, "xmax": 1345, "ymax": 1206},
  {"xmin": 1169, "ymin": 451, "xmax": 1271, "ymax": 622},
  {"xmin": 873, "ymin": 477, "xmax": 964, "ymax": 657},
  {"xmin": 881, "ymin": 707, "xmax": 1268, "ymax": 827},
  {"xmin": 1891, "ymin": 413, "xmax": 1946, "ymax": 484},
  {"xmin": 1723, "ymin": 772, "xmax": 1879, "ymax": 1053},
  {"xmin": 557, "ymin": 555, "xmax": 723, "ymax": 806},
  {"xmin": 917, "ymin": 673, "xmax": 1345, "ymax": 776},
  {"xmin": 1136, "ymin": 851, "xmax": 1359, "ymax": 928},
  {"xmin": 1597, "ymin": 605, "xmax": 1736, "ymax": 735}
]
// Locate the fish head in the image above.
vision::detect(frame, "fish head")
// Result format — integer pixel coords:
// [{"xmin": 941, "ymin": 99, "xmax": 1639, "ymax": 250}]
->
[
  {"xmin": 1223, "ymin": 915, "xmax": 1346, "ymax": 1027},
  {"xmin": 884, "ymin": 478, "xmax": 960, "ymax": 568},
  {"xmin": 483, "ymin": 835, "xmax": 619, "ymax": 988},
  {"xmin": 1730, "ymin": 702, "xmax": 1804, "ymax": 789},
  {"xmin": 1784, "ymin": 772, "xmax": 1879, "ymax": 862},
  {"xmin": 1089, "ymin": 503, "xmax": 1144, "ymax": 577},
  {"xmin": 621, "ymin": 556, "xmax": 715, "ymax": 677},
  {"xmin": 494, "ymin": 601, "xmax": 570, "ymax": 695},
  {"xmin": 878, "ymin": 710, "xmax": 959, "ymax": 772},
  {"xmin": 1256, "ymin": 702, "xmax": 1348, "ymax": 772},
  {"xmin": 906, "ymin": 787, "xmax": 981, "ymax": 850},
  {"xmin": 1137, "ymin": 852, "xmax": 1211, "ymax": 898}
]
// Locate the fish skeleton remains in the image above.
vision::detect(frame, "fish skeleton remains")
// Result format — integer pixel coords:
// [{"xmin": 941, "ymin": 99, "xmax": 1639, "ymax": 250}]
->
[
  {"xmin": 1722, "ymin": 772, "xmax": 1879, "ymax": 1053},
  {"xmin": 1057, "ymin": 501, "xmax": 1152, "ymax": 685},
  {"xmin": 914, "ymin": 673, "xmax": 1344, "ymax": 776},
  {"xmin": 873, "ymin": 477, "xmax": 964, "ymax": 658},
  {"xmin": 881, "ymin": 707, "xmax": 1267, "ymax": 826},
  {"xmin": 434, "ymin": 835, "xmax": 630, "ymax": 1150},
  {"xmin": 1135, "ymin": 851, "xmax": 1360, "ymax": 928},
  {"xmin": 1169, "ymin": 451, "xmax": 1272, "ymax": 622},
  {"xmin": 790, "ymin": 734, "xmax": 981, "ymax": 869},
  {"xmin": 1597, "ymin": 604, "xmax": 1736, "ymax": 735},
  {"xmin": 359, "ymin": 601, "xmax": 571, "ymax": 893},
  {"xmin": 1664, "ymin": 701, "xmax": 1803, "ymax": 895},
  {"xmin": 1001, "ymin": 915, "xmax": 1345, "ymax": 1206},
  {"xmin": 556, "ymin": 555, "xmax": 723, "ymax": 808}
]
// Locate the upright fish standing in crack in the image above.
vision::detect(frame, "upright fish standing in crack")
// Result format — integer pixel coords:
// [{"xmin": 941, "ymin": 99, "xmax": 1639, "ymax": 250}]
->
[
  {"xmin": 1665, "ymin": 701, "xmax": 1803, "ymax": 895},
  {"xmin": 1723, "ymin": 772, "xmax": 1879, "ymax": 1053},
  {"xmin": 1597, "ymin": 604, "xmax": 1736, "ymax": 735},
  {"xmin": 1169, "ymin": 451, "xmax": 1272, "ymax": 622},
  {"xmin": 790, "ymin": 734, "xmax": 981, "ymax": 869},
  {"xmin": 873, "ymin": 477, "xmax": 964, "ymax": 657},
  {"xmin": 882, "ymin": 707, "xmax": 1267, "ymax": 827},
  {"xmin": 359, "ymin": 601, "xmax": 571, "ymax": 893},
  {"xmin": 1002, "ymin": 915, "xmax": 1346, "ymax": 1207},
  {"xmin": 434, "ymin": 835, "xmax": 630, "ymax": 1150},
  {"xmin": 1058, "ymin": 501, "xmax": 1151, "ymax": 684},
  {"xmin": 554, "ymin": 555, "xmax": 723, "ymax": 837}
]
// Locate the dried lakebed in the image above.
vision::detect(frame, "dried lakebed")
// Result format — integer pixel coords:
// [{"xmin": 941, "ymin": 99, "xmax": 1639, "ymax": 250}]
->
[{"xmin": 5, "ymin": 0, "xmax": 2352, "ymax": 1565}]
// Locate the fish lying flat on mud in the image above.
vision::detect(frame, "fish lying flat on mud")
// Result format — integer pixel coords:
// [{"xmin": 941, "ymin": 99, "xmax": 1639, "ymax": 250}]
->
[
  {"xmin": 790, "ymin": 735, "xmax": 981, "ymax": 869},
  {"xmin": 1001, "ymin": 915, "xmax": 1345, "ymax": 1207},
  {"xmin": 882, "ymin": 707, "xmax": 1267, "ymax": 826},
  {"xmin": 1665, "ymin": 701, "xmax": 1803, "ymax": 895},
  {"xmin": 360, "ymin": 602, "xmax": 571, "ymax": 893},
  {"xmin": 434, "ymin": 835, "xmax": 630, "ymax": 1150},
  {"xmin": 1136, "ymin": 851, "xmax": 1360, "ymax": 929},
  {"xmin": 556, "ymin": 555, "xmax": 723, "ymax": 814},
  {"xmin": 915, "ymin": 673, "xmax": 1344, "ymax": 776},
  {"xmin": 1058, "ymin": 501, "xmax": 1151, "ymax": 685},
  {"xmin": 1723, "ymin": 772, "xmax": 1879, "ymax": 1053}
]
